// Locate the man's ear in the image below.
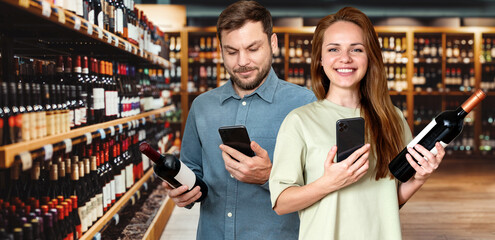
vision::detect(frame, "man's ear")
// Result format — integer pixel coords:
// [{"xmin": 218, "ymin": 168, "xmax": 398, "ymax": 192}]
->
[{"xmin": 270, "ymin": 33, "xmax": 279, "ymax": 54}]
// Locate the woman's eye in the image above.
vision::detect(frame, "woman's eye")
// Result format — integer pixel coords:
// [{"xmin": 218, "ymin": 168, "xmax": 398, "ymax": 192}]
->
[
  {"xmin": 328, "ymin": 48, "xmax": 338, "ymax": 52},
  {"xmin": 352, "ymin": 48, "xmax": 364, "ymax": 52}
]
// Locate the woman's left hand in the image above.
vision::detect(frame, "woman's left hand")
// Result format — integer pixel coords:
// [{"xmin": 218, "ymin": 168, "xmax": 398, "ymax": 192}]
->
[{"xmin": 405, "ymin": 142, "xmax": 445, "ymax": 183}]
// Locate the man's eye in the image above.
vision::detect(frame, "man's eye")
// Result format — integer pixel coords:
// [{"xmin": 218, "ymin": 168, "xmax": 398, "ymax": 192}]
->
[{"xmin": 249, "ymin": 48, "xmax": 259, "ymax": 52}]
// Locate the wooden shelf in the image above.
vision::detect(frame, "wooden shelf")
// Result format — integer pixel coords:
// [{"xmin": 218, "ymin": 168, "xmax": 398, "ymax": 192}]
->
[
  {"xmin": 0, "ymin": 105, "xmax": 175, "ymax": 169},
  {"xmin": 81, "ymin": 168, "xmax": 155, "ymax": 240},
  {"xmin": 0, "ymin": 0, "xmax": 170, "ymax": 68}
]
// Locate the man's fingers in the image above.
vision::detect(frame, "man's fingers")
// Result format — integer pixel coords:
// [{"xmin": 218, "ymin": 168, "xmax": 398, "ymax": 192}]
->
[{"xmin": 220, "ymin": 144, "xmax": 246, "ymax": 162}]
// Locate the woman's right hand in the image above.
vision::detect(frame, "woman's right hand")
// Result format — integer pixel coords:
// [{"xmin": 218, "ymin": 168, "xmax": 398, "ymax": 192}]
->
[{"xmin": 318, "ymin": 144, "xmax": 370, "ymax": 194}]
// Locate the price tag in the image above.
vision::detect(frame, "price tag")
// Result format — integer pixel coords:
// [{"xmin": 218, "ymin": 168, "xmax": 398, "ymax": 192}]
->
[
  {"xmin": 73, "ymin": 17, "xmax": 81, "ymax": 30},
  {"xmin": 112, "ymin": 214, "xmax": 120, "ymax": 225},
  {"xmin": 85, "ymin": 132, "xmax": 93, "ymax": 145},
  {"xmin": 93, "ymin": 233, "xmax": 101, "ymax": 240},
  {"xmin": 86, "ymin": 23, "xmax": 93, "ymax": 35},
  {"xmin": 133, "ymin": 47, "xmax": 137, "ymax": 55},
  {"xmin": 141, "ymin": 117, "xmax": 146, "ymax": 126},
  {"xmin": 118, "ymin": 124, "xmax": 123, "ymax": 134},
  {"xmin": 19, "ymin": 0, "xmax": 29, "ymax": 8},
  {"xmin": 114, "ymin": 38, "xmax": 119, "ymax": 47},
  {"xmin": 19, "ymin": 151, "xmax": 32, "ymax": 171},
  {"xmin": 57, "ymin": 7, "xmax": 65, "ymax": 24},
  {"xmin": 97, "ymin": 27, "xmax": 103, "ymax": 39},
  {"xmin": 43, "ymin": 144, "xmax": 53, "ymax": 161},
  {"xmin": 98, "ymin": 128, "xmax": 106, "ymax": 139},
  {"xmin": 41, "ymin": 1, "xmax": 51, "ymax": 17},
  {"xmin": 106, "ymin": 33, "xmax": 112, "ymax": 44},
  {"xmin": 127, "ymin": 121, "xmax": 132, "ymax": 130},
  {"xmin": 134, "ymin": 119, "xmax": 139, "ymax": 128},
  {"xmin": 125, "ymin": 42, "xmax": 130, "ymax": 52},
  {"xmin": 109, "ymin": 126, "xmax": 115, "ymax": 136},
  {"xmin": 63, "ymin": 138, "xmax": 73, "ymax": 154},
  {"xmin": 143, "ymin": 182, "xmax": 148, "ymax": 191}
]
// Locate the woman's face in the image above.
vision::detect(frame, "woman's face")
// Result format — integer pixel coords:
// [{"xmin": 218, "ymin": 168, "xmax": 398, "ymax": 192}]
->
[{"xmin": 321, "ymin": 21, "xmax": 368, "ymax": 91}]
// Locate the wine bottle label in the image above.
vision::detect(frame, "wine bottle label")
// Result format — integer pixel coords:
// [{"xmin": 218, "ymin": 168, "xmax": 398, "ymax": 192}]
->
[
  {"xmin": 96, "ymin": 193, "xmax": 104, "ymax": 218},
  {"xmin": 125, "ymin": 164, "xmax": 134, "ymax": 189},
  {"xmin": 75, "ymin": 108, "xmax": 81, "ymax": 126},
  {"xmin": 407, "ymin": 119, "xmax": 449, "ymax": 156},
  {"xmin": 98, "ymin": 12, "xmax": 104, "ymax": 29},
  {"xmin": 80, "ymin": 107, "xmax": 87, "ymax": 124},
  {"xmin": 30, "ymin": 112, "xmax": 38, "ymax": 140},
  {"xmin": 175, "ymin": 161, "xmax": 197, "ymax": 190},
  {"xmin": 69, "ymin": 109, "xmax": 75, "ymax": 128},
  {"xmin": 88, "ymin": 10, "xmax": 95, "ymax": 25},
  {"xmin": 110, "ymin": 178, "xmax": 116, "ymax": 201},
  {"xmin": 119, "ymin": 169, "xmax": 126, "ymax": 194},
  {"xmin": 79, "ymin": 205, "xmax": 87, "ymax": 233},
  {"xmin": 21, "ymin": 113, "xmax": 31, "ymax": 141},
  {"xmin": 93, "ymin": 88, "xmax": 105, "ymax": 110},
  {"xmin": 105, "ymin": 91, "xmax": 112, "ymax": 116},
  {"xmin": 104, "ymin": 182, "xmax": 111, "ymax": 208},
  {"xmin": 115, "ymin": 173, "xmax": 124, "ymax": 195},
  {"xmin": 407, "ymin": 120, "xmax": 436, "ymax": 148},
  {"xmin": 46, "ymin": 112, "xmax": 55, "ymax": 136}
]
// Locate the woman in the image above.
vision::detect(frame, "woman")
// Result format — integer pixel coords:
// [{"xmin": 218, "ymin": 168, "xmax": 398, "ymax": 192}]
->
[{"xmin": 269, "ymin": 7, "xmax": 445, "ymax": 240}]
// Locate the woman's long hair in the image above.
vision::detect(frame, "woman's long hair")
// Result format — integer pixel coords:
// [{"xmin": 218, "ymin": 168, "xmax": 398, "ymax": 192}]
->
[{"xmin": 311, "ymin": 7, "xmax": 405, "ymax": 180}]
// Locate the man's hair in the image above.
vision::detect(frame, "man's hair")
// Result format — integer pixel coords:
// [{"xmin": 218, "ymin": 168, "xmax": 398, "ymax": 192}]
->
[{"xmin": 216, "ymin": 0, "xmax": 273, "ymax": 45}]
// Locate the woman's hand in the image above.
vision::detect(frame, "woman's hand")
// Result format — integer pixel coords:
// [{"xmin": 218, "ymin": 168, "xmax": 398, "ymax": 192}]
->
[
  {"xmin": 318, "ymin": 144, "xmax": 370, "ymax": 194},
  {"xmin": 406, "ymin": 142, "xmax": 446, "ymax": 184}
]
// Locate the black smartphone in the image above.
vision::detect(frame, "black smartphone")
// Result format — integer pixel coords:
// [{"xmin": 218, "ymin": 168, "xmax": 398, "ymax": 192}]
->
[
  {"xmin": 218, "ymin": 125, "xmax": 255, "ymax": 160},
  {"xmin": 336, "ymin": 117, "xmax": 365, "ymax": 162}
]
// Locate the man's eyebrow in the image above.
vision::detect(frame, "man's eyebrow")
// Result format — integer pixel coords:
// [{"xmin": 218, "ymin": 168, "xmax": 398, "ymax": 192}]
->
[{"xmin": 223, "ymin": 40, "xmax": 263, "ymax": 51}]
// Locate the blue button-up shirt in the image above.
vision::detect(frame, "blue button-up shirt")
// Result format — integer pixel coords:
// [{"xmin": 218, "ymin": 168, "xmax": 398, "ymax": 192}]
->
[{"xmin": 180, "ymin": 68, "xmax": 316, "ymax": 240}]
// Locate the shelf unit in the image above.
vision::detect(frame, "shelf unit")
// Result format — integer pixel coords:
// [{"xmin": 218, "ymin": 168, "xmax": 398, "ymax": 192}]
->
[
  {"xmin": 169, "ymin": 26, "xmax": 495, "ymax": 157},
  {"xmin": 0, "ymin": 105, "xmax": 175, "ymax": 169},
  {"xmin": 0, "ymin": 1, "xmax": 178, "ymax": 239}
]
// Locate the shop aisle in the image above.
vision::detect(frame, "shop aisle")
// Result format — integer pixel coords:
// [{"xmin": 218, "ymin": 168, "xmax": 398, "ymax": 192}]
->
[{"xmin": 160, "ymin": 203, "xmax": 200, "ymax": 239}]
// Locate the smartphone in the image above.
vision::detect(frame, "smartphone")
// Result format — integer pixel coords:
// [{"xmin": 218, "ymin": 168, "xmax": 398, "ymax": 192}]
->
[
  {"xmin": 218, "ymin": 125, "xmax": 255, "ymax": 160},
  {"xmin": 336, "ymin": 117, "xmax": 365, "ymax": 162}
]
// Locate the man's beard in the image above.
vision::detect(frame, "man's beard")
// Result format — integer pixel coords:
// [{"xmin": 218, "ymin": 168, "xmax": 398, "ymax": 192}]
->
[{"xmin": 229, "ymin": 61, "xmax": 271, "ymax": 91}]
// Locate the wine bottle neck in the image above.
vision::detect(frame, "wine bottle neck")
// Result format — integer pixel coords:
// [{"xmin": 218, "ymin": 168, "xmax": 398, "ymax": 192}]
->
[{"xmin": 455, "ymin": 106, "xmax": 468, "ymax": 119}]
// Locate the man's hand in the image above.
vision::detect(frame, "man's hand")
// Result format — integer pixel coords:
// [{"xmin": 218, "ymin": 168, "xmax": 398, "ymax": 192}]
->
[
  {"xmin": 162, "ymin": 182, "xmax": 202, "ymax": 207},
  {"xmin": 220, "ymin": 141, "xmax": 272, "ymax": 184}
]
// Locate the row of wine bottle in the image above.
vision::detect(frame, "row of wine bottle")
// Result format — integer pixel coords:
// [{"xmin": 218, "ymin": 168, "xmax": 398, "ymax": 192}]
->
[
  {"xmin": 0, "ymin": 113, "xmax": 177, "ymax": 239},
  {"xmin": 0, "ymin": 55, "xmax": 170, "ymax": 146},
  {"xmin": 43, "ymin": 0, "xmax": 166, "ymax": 57}
]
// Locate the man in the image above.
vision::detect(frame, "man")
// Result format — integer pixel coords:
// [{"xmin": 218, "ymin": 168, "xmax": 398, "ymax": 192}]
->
[{"xmin": 164, "ymin": 1, "xmax": 316, "ymax": 239}]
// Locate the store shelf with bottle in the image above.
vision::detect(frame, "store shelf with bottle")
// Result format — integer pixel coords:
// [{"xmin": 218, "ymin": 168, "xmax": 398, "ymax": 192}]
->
[{"xmin": 0, "ymin": 0, "xmax": 182, "ymax": 239}]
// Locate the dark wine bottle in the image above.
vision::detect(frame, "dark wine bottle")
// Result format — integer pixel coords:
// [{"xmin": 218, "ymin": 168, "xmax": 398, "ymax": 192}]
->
[
  {"xmin": 139, "ymin": 142, "xmax": 208, "ymax": 202},
  {"xmin": 389, "ymin": 89, "xmax": 486, "ymax": 182}
]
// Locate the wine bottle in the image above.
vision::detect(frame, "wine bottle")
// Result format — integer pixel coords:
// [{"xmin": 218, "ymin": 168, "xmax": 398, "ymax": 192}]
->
[
  {"xmin": 139, "ymin": 142, "xmax": 208, "ymax": 202},
  {"xmin": 389, "ymin": 89, "xmax": 487, "ymax": 182}
]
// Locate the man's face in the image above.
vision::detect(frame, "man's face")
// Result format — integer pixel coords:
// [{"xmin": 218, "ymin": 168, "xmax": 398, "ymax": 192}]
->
[{"xmin": 220, "ymin": 21, "xmax": 277, "ymax": 91}]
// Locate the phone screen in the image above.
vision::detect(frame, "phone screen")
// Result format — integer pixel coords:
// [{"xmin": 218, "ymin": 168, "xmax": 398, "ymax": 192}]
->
[
  {"xmin": 336, "ymin": 117, "xmax": 365, "ymax": 162},
  {"xmin": 218, "ymin": 125, "xmax": 255, "ymax": 160}
]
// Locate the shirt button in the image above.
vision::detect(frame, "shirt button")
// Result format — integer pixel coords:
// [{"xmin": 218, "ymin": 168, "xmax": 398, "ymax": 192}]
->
[
  {"xmin": 227, "ymin": 212, "xmax": 233, "ymax": 217},
  {"xmin": 230, "ymin": 174, "xmax": 234, "ymax": 178},
  {"xmin": 242, "ymin": 101, "xmax": 246, "ymax": 106}
]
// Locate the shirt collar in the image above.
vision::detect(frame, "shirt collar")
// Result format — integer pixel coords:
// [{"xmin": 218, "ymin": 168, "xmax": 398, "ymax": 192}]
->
[{"xmin": 219, "ymin": 67, "xmax": 278, "ymax": 104}]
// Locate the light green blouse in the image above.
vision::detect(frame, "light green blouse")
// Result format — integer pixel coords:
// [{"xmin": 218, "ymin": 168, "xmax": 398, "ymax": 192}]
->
[{"xmin": 269, "ymin": 100, "xmax": 412, "ymax": 240}]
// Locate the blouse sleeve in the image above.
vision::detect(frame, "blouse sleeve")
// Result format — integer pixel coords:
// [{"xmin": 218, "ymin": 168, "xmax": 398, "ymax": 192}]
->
[{"xmin": 269, "ymin": 111, "xmax": 307, "ymax": 208}]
